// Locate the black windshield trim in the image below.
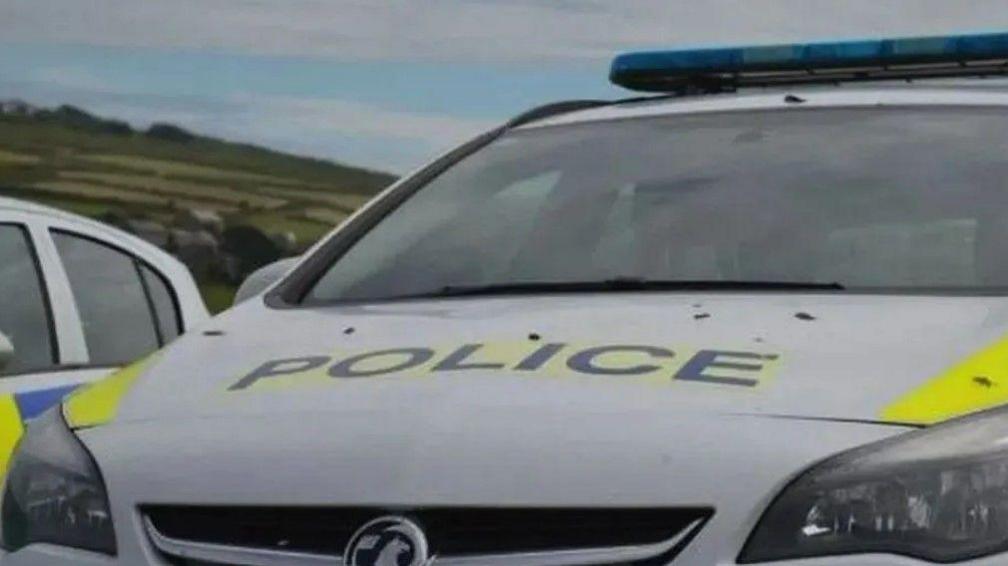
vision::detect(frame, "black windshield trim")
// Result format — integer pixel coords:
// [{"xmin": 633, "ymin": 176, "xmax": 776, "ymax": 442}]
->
[
  {"xmin": 378, "ymin": 279, "xmax": 847, "ymax": 301},
  {"xmin": 293, "ymin": 286, "xmax": 1008, "ymax": 310}
]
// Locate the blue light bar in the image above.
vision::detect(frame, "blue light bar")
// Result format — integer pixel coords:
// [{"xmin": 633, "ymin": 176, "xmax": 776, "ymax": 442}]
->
[{"xmin": 610, "ymin": 31, "xmax": 1008, "ymax": 93}]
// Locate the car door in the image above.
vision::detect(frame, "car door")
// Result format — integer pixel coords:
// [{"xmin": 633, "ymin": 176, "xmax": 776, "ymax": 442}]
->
[{"xmin": 0, "ymin": 210, "xmax": 189, "ymax": 470}]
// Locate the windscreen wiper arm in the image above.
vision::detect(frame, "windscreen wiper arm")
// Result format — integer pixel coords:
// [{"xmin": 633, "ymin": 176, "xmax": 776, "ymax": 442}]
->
[{"xmin": 406, "ymin": 278, "xmax": 845, "ymax": 299}]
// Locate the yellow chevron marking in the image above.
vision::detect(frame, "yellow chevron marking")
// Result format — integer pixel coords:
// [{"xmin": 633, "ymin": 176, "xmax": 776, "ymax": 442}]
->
[
  {"xmin": 64, "ymin": 354, "xmax": 158, "ymax": 429},
  {"xmin": 0, "ymin": 395, "xmax": 25, "ymax": 475},
  {"xmin": 882, "ymin": 335, "xmax": 1008, "ymax": 425}
]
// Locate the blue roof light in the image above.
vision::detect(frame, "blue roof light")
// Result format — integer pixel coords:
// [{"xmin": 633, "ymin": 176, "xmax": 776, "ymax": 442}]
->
[{"xmin": 610, "ymin": 32, "xmax": 1008, "ymax": 92}]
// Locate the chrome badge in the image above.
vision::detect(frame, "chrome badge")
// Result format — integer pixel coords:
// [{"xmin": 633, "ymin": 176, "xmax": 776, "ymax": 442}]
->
[{"xmin": 344, "ymin": 516, "xmax": 430, "ymax": 566}]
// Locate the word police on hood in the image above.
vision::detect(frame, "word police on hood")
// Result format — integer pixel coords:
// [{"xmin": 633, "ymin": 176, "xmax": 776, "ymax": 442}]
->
[{"xmin": 228, "ymin": 341, "xmax": 783, "ymax": 391}]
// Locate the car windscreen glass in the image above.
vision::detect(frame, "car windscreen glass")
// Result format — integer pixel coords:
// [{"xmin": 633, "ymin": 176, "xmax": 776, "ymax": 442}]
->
[{"xmin": 306, "ymin": 107, "xmax": 1008, "ymax": 302}]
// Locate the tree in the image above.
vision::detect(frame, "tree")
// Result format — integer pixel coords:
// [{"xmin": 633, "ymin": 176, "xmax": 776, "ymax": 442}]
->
[{"xmin": 147, "ymin": 123, "xmax": 196, "ymax": 143}]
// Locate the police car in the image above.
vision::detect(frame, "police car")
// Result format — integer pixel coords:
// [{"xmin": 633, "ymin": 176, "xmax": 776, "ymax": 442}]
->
[
  {"xmin": 0, "ymin": 197, "xmax": 207, "ymax": 470},
  {"xmin": 9, "ymin": 32, "xmax": 1008, "ymax": 566}
]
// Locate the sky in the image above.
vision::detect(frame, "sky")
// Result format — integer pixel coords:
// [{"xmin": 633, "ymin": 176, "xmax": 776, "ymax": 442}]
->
[{"xmin": 3, "ymin": 1, "xmax": 1008, "ymax": 173}]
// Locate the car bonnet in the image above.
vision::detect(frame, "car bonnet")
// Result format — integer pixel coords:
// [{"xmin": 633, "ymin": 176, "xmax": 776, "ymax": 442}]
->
[{"xmin": 63, "ymin": 292, "xmax": 1008, "ymax": 430}]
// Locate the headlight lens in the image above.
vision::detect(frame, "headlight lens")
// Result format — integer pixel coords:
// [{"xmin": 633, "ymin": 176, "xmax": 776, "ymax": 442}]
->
[
  {"xmin": 741, "ymin": 406, "xmax": 1008, "ymax": 563},
  {"xmin": 1, "ymin": 407, "xmax": 115, "ymax": 554}
]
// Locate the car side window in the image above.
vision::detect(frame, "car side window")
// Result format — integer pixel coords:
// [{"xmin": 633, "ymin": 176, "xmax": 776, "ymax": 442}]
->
[
  {"xmin": 0, "ymin": 224, "xmax": 56, "ymax": 374},
  {"xmin": 51, "ymin": 230, "xmax": 160, "ymax": 366},
  {"xmin": 139, "ymin": 263, "xmax": 182, "ymax": 343}
]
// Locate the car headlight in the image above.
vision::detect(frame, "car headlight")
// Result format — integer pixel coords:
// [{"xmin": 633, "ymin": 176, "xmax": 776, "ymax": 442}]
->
[
  {"xmin": 1, "ymin": 407, "xmax": 115, "ymax": 555},
  {"xmin": 740, "ymin": 406, "xmax": 1008, "ymax": 563}
]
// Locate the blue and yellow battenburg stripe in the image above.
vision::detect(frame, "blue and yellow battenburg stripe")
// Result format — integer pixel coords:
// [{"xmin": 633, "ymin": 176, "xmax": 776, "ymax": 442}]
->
[
  {"xmin": 0, "ymin": 355, "xmax": 156, "ymax": 474},
  {"xmin": 0, "ymin": 384, "xmax": 81, "ymax": 472}
]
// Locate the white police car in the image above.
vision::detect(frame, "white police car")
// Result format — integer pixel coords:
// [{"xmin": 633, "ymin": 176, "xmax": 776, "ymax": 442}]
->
[
  {"xmin": 8, "ymin": 32, "xmax": 1008, "ymax": 565},
  {"xmin": 0, "ymin": 197, "xmax": 207, "ymax": 469}
]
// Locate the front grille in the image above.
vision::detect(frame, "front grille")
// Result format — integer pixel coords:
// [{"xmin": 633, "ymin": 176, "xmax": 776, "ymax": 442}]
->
[{"xmin": 144, "ymin": 505, "xmax": 712, "ymax": 565}]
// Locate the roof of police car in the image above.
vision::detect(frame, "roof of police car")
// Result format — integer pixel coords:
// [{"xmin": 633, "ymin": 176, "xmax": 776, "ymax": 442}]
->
[{"xmin": 517, "ymin": 83, "xmax": 1008, "ymax": 130}]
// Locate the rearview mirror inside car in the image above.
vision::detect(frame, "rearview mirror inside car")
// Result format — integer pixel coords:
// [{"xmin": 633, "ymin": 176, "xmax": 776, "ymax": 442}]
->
[
  {"xmin": 234, "ymin": 257, "xmax": 299, "ymax": 306},
  {"xmin": 0, "ymin": 331, "xmax": 14, "ymax": 372}
]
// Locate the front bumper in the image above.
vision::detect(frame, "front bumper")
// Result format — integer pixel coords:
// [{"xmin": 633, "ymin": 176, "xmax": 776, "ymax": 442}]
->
[
  {"xmin": 8, "ymin": 538, "xmax": 1008, "ymax": 566},
  {"xmin": 3, "ymin": 413, "xmax": 984, "ymax": 565}
]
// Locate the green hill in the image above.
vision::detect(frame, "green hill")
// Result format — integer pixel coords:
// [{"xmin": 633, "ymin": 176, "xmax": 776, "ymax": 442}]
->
[{"xmin": 0, "ymin": 102, "xmax": 396, "ymax": 245}]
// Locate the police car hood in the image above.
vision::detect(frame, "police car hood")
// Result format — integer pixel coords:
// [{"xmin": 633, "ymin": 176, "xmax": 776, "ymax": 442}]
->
[{"xmin": 111, "ymin": 293, "xmax": 1008, "ymax": 427}]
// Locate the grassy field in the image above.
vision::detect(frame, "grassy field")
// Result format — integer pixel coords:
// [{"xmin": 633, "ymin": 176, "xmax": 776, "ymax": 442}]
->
[
  {"xmin": 0, "ymin": 149, "xmax": 41, "ymax": 166},
  {"xmin": 0, "ymin": 106, "xmax": 394, "ymax": 247},
  {"xmin": 0, "ymin": 104, "xmax": 396, "ymax": 312},
  {"xmin": 76, "ymin": 154, "xmax": 305, "ymax": 185}
]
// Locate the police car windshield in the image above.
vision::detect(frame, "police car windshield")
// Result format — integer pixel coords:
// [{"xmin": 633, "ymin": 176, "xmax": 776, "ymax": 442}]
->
[{"xmin": 307, "ymin": 107, "xmax": 1008, "ymax": 302}]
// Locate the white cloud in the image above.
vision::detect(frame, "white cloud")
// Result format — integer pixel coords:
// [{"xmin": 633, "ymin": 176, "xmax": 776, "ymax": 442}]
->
[
  {"xmin": 219, "ymin": 94, "xmax": 498, "ymax": 170},
  {"xmin": 253, "ymin": 95, "xmax": 497, "ymax": 143},
  {"xmin": 26, "ymin": 66, "xmax": 115, "ymax": 92},
  {"xmin": 6, "ymin": 0, "xmax": 1008, "ymax": 62}
]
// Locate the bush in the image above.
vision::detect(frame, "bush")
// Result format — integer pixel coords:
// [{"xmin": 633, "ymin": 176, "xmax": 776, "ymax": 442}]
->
[
  {"xmin": 36, "ymin": 105, "xmax": 134, "ymax": 135},
  {"xmin": 147, "ymin": 123, "xmax": 196, "ymax": 143}
]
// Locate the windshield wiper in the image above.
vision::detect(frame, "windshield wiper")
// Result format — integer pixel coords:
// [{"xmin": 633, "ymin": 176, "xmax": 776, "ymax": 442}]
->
[{"xmin": 404, "ymin": 278, "xmax": 845, "ymax": 299}]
